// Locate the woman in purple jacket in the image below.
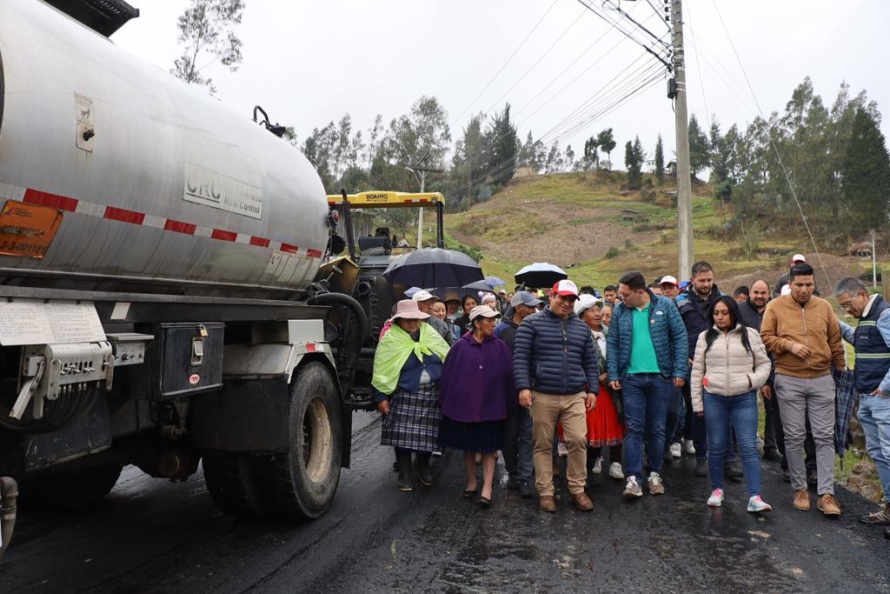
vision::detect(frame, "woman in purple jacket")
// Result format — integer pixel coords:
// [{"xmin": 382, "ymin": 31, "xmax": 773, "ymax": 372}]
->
[{"xmin": 439, "ymin": 306, "xmax": 517, "ymax": 506}]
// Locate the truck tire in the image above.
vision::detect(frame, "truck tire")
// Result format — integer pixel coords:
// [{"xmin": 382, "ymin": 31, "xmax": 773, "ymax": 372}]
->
[
  {"xmin": 20, "ymin": 464, "xmax": 123, "ymax": 510},
  {"xmin": 202, "ymin": 454, "xmax": 266, "ymax": 517},
  {"xmin": 255, "ymin": 362, "xmax": 342, "ymax": 519}
]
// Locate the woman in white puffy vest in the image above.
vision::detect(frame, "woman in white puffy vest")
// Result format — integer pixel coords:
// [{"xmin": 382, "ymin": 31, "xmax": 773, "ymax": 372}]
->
[{"xmin": 691, "ymin": 295, "xmax": 772, "ymax": 512}]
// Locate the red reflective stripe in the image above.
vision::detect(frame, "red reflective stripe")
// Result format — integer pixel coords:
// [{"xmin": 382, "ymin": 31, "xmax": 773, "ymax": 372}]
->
[
  {"xmin": 23, "ymin": 189, "xmax": 79, "ymax": 212},
  {"xmin": 307, "ymin": 248, "xmax": 323, "ymax": 258},
  {"xmin": 104, "ymin": 206, "xmax": 145, "ymax": 225},
  {"xmin": 419, "ymin": 198, "xmax": 429, "ymax": 203},
  {"xmin": 211, "ymin": 229, "xmax": 237, "ymax": 242},
  {"xmin": 249, "ymin": 236, "xmax": 270, "ymax": 248},
  {"xmin": 164, "ymin": 219, "xmax": 196, "ymax": 235},
  {"xmin": 280, "ymin": 243, "xmax": 299, "ymax": 254}
]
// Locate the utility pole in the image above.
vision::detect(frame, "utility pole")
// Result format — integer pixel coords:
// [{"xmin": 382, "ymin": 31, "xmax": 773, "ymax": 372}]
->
[
  {"xmin": 871, "ymin": 228, "xmax": 877, "ymax": 289},
  {"xmin": 406, "ymin": 160, "xmax": 443, "ymax": 249},
  {"xmin": 671, "ymin": 0, "xmax": 694, "ymax": 280},
  {"xmin": 417, "ymin": 170, "xmax": 426, "ymax": 249}
]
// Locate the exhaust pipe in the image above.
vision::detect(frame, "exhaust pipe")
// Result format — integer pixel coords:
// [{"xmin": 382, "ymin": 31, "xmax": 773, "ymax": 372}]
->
[{"xmin": 0, "ymin": 476, "xmax": 18, "ymax": 557}]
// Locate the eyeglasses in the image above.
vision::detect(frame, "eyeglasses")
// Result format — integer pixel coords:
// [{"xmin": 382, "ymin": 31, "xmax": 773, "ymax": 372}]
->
[{"xmin": 838, "ymin": 301, "xmax": 855, "ymax": 311}]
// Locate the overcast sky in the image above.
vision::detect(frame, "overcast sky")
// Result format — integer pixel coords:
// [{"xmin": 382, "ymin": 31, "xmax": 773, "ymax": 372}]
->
[{"xmin": 112, "ymin": 0, "xmax": 890, "ymax": 166}]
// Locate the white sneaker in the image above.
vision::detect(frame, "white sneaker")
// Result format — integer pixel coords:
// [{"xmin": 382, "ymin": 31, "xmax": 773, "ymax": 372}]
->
[
  {"xmin": 557, "ymin": 441, "xmax": 568, "ymax": 457},
  {"xmin": 623, "ymin": 476, "xmax": 643, "ymax": 498},
  {"xmin": 670, "ymin": 442, "xmax": 682, "ymax": 458},
  {"xmin": 747, "ymin": 495, "xmax": 772, "ymax": 513},
  {"xmin": 647, "ymin": 472, "xmax": 665, "ymax": 495},
  {"xmin": 684, "ymin": 439, "xmax": 696, "ymax": 455},
  {"xmin": 592, "ymin": 456, "xmax": 603, "ymax": 474},
  {"xmin": 707, "ymin": 488, "xmax": 725, "ymax": 507},
  {"xmin": 609, "ymin": 462, "xmax": 625, "ymax": 480}
]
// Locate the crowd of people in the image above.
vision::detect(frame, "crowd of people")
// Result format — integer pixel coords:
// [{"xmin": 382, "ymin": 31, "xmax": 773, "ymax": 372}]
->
[{"xmin": 370, "ymin": 255, "xmax": 890, "ymax": 540}]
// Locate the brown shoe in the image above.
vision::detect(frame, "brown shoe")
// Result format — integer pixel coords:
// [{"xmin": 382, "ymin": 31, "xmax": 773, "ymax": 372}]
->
[
  {"xmin": 817, "ymin": 494, "xmax": 842, "ymax": 516},
  {"xmin": 793, "ymin": 489, "xmax": 811, "ymax": 511},
  {"xmin": 539, "ymin": 495, "xmax": 557, "ymax": 513},
  {"xmin": 571, "ymin": 492, "xmax": 594, "ymax": 512}
]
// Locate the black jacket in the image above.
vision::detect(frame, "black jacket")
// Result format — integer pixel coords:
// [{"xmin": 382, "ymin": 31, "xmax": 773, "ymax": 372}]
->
[
  {"xmin": 738, "ymin": 299, "xmax": 765, "ymax": 331},
  {"xmin": 678, "ymin": 284, "xmax": 723, "ymax": 358}
]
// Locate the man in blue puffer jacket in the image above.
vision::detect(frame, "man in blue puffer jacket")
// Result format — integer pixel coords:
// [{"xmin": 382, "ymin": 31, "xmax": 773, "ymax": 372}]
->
[
  {"xmin": 607, "ymin": 271, "xmax": 688, "ymax": 499},
  {"xmin": 514, "ymin": 279, "xmax": 599, "ymax": 514}
]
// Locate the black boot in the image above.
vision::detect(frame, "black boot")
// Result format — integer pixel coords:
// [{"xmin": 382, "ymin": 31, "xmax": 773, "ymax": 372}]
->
[
  {"xmin": 415, "ymin": 452, "xmax": 433, "ymax": 487},
  {"xmin": 395, "ymin": 449, "xmax": 414, "ymax": 491}
]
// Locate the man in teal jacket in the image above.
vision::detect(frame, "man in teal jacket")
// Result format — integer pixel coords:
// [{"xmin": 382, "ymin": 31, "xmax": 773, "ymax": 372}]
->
[{"xmin": 607, "ymin": 271, "xmax": 688, "ymax": 499}]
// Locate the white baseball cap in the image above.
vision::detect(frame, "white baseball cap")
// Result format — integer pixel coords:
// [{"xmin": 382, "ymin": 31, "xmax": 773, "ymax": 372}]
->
[
  {"xmin": 411, "ymin": 290, "xmax": 436, "ymax": 302},
  {"xmin": 551, "ymin": 279, "xmax": 579, "ymax": 297},
  {"xmin": 660, "ymin": 275, "xmax": 678, "ymax": 287},
  {"xmin": 791, "ymin": 253, "xmax": 806, "ymax": 264}
]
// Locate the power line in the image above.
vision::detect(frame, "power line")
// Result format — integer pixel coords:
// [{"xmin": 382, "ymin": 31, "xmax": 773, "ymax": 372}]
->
[
  {"xmin": 685, "ymin": 0, "xmax": 712, "ymax": 133},
  {"xmin": 574, "ymin": 0, "xmax": 672, "ymax": 71},
  {"xmin": 644, "ymin": 0, "xmax": 670, "ymax": 29},
  {"xmin": 448, "ymin": 64, "xmax": 663, "ymax": 201},
  {"xmin": 602, "ymin": 0, "xmax": 671, "ymax": 51},
  {"xmin": 450, "ymin": 0, "xmax": 559, "ymax": 129},
  {"xmin": 514, "ymin": 2, "xmax": 660, "ymax": 118},
  {"xmin": 709, "ymin": 0, "xmax": 833, "ymax": 290},
  {"xmin": 483, "ymin": 7, "xmax": 588, "ymax": 115}
]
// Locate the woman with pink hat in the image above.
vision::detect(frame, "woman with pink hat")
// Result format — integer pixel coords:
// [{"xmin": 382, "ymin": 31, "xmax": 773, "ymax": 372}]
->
[{"xmin": 373, "ymin": 300, "xmax": 451, "ymax": 491}]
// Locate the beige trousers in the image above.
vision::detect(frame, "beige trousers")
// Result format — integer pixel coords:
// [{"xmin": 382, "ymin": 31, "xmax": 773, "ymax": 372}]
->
[{"xmin": 531, "ymin": 391, "xmax": 588, "ymax": 496}]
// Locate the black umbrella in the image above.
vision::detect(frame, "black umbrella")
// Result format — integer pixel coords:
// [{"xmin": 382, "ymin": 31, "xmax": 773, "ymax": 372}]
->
[
  {"xmin": 383, "ymin": 248, "xmax": 484, "ymax": 288},
  {"xmin": 514, "ymin": 262, "xmax": 567, "ymax": 289}
]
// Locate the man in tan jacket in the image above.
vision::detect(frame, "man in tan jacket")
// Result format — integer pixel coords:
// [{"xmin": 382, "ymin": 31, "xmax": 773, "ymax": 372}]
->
[{"xmin": 761, "ymin": 263, "xmax": 845, "ymax": 516}]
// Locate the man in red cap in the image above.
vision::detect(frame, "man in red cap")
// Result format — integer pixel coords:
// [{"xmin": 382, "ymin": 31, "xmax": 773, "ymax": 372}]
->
[{"xmin": 514, "ymin": 279, "xmax": 599, "ymax": 513}]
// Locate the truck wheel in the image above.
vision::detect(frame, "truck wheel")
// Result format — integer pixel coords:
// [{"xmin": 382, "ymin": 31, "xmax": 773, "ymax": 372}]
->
[
  {"xmin": 255, "ymin": 362, "xmax": 342, "ymax": 519},
  {"xmin": 202, "ymin": 454, "xmax": 266, "ymax": 517},
  {"xmin": 20, "ymin": 464, "xmax": 123, "ymax": 510}
]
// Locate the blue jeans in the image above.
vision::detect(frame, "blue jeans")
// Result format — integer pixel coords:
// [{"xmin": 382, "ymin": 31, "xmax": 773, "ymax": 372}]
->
[
  {"xmin": 623, "ymin": 373, "xmax": 673, "ymax": 481},
  {"xmin": 703, "ymin": 390, "xmax": 761, "ymax": 496},
  {"xmin": 858, "ymin": 393, "xmax": 890, "ymax": 503},
  {"xmin": 664, "ymin": 385, "xmax": 684, "ymax": 450},
  {"xmin": 504, "ymin": 406, "xmax": 534, "ymax": 482}
]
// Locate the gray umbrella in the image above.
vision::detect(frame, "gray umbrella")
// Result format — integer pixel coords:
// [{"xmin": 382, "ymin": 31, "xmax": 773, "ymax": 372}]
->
[{"xmin": 383, "ymin": 248, "xmax": 484, "ymax": 288}]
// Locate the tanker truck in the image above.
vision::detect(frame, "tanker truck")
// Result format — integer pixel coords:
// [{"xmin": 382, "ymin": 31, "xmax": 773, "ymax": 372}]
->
[{"xmin": 0, "ymin": 0, "xmax": 385, "ymax": 521}]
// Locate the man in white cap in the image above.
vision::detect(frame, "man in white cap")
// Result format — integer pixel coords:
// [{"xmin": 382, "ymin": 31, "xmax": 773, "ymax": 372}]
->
[
  {"xmin": 413, "ymin": 290, "xmax": 456, "ymax": 345},
  {"xmin": 514, "ymin": 280, "xmax": 599, "ymax": 513},
  {"xmin": 660, "ymin": 276, "xmax": 680, "ymax": 301},
  {"xmin": 774, "ymin": 254, "xmax": 819, "ymax": 298}
]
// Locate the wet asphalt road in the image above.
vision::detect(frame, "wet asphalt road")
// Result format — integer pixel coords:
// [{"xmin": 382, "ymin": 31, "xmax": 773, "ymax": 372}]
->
[{"xmin": 1, "ymin": 412, "xmax": 888, "ymax": 594}]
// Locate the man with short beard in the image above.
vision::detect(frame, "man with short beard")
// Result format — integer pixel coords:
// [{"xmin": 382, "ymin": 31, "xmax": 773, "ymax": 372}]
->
[
  {"xmin": 761, "ymin": 263, "xmax": 845, "ymax": 515},
  {"xmin": 739, "ymin": 280, "xmax": 788, "ymax": 465}
]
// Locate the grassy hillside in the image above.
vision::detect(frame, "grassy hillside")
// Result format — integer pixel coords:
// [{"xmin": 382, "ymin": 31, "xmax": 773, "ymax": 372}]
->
[{"xmin": 445, "ymin": 170, "xmax": 877, "ymax": 292}]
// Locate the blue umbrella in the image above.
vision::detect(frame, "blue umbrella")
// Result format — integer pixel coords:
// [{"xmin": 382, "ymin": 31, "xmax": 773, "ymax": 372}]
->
[
  {"xmin": 514, "ymin": 262, "xmax": 567, "ymax": 288},
  {"xmin": 403, "ymin": 286, "xmax": 424, "ymax": 298},
  {"xmin": 485, "ymin": 276, "xmax": 507, "ymax": 288}
]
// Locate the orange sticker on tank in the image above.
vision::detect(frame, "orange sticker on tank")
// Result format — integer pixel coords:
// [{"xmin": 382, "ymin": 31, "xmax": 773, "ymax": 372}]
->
[{"xmin": 0, "ymin": 200, "xmax": 64, "ymax": 259}]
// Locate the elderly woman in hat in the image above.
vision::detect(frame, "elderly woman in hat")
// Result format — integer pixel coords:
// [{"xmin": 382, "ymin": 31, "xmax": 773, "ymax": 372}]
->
[
  {"xmin": 373, "ymin": 300, "xmax": 451, "ymax": 491},
  {"xmin": 438, "ymin": 305, "xmax": 517, "ymax": 506},
  {"xmin": 575, "ymin": 294, "xmax": 625, "ymax": 481}
]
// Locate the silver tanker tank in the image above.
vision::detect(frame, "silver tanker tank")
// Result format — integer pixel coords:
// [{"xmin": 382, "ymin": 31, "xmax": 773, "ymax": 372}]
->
[{"xmin": 0, "ymin": 0, "xmax": 328, "ymax": 299}]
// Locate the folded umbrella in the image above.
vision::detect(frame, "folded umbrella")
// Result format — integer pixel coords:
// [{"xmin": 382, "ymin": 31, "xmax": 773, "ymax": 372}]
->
[
  {"xmin": 383, "ymin": 248, "xmax": 484, "ymax": 289},
  {"xmin": 514, "ymin": 262, "xmax": 568, "ymax": 289}
]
